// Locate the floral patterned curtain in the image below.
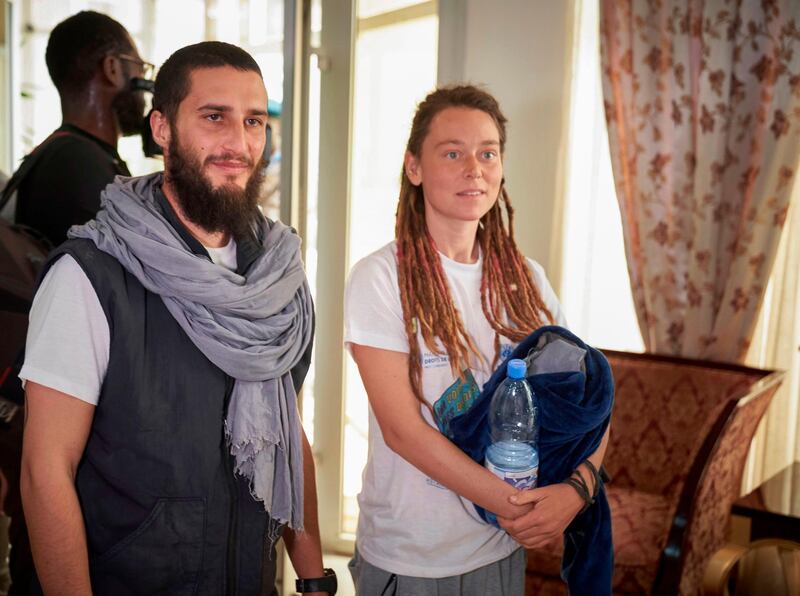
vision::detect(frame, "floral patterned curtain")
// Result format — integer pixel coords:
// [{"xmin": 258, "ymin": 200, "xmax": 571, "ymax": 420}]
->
[{"xmin": 600, "ymin": 0, "xmax": 800, "ymax": 362}]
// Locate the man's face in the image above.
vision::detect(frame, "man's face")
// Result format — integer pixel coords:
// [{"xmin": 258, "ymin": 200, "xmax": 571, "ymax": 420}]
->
[
  {"xmin": 113, "ymin": 39, "xmax": 148, "ymax": 137},
  {"xmin": 167, "ymin": 66, "xmax": 268, "ymax": 191},
  {"xmin": 162, "ymin": 66, "xmax": 269, "ymax": 236}
]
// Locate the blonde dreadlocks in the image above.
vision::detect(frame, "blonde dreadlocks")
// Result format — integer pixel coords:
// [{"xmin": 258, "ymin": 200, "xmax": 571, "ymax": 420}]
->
[{"xmin": 396, "ymin": 85, "xmax": 555, "ymax": 406}]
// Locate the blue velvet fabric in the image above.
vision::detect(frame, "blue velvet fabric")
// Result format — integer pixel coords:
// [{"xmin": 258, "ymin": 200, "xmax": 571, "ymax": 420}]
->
[{"xmin": 448, "ymin": 325, "xmax": 614, "ymax": 595}]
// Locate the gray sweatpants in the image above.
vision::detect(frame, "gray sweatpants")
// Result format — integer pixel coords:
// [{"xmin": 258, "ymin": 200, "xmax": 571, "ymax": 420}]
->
[{"xmin": 348, "ymin": 547, "xmax": 526, "ymax": 596}]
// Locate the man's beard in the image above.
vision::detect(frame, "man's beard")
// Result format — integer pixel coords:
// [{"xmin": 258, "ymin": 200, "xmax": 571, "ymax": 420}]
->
[
  {"xmin": 113, "ymin": 86, "xmax": 146, "ymax": 137},
  {"xmin": 166, "ymin": 133, "xmax": 265, "ymax": 239}
]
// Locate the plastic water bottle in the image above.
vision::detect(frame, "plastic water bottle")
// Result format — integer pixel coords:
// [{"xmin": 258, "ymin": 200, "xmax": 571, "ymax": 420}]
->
[{"xmin": 485, "ymin": 358, "xmax": 538, "ymax": 522}]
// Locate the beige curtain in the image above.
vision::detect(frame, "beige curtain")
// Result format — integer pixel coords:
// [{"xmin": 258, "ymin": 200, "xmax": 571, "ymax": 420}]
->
[
  {"xmin": 744, "ymin": 193, "xmax": 800, "ymax": 489},
  {"xmin": 600, "ymin": 0, "xmax": 800, "ymax": 363}
]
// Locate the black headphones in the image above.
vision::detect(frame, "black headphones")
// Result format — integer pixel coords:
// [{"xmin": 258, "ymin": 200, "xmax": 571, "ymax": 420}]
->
[
  {"xmin": 129, "ymin": 77, "xmax": 162, "ymax": 158},
  {"xmin": 131, "ymin": 77, "xmax": 154, "ymax": 93}
]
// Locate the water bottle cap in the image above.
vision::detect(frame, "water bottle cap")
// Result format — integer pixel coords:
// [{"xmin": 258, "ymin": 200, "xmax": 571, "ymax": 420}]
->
[{"xmin": 507, "ymin": 359, "xmax": 527, "ymax": 379}]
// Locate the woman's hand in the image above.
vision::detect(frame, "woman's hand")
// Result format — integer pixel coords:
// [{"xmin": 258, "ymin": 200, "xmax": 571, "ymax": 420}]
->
[{"xmin": 495, "ymin": 483, "xmax": 584, "ymax": 549}]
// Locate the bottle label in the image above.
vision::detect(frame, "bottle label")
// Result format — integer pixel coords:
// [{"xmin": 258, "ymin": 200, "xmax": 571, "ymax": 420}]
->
[{"xmin": 486, "ymin": 460, "xmax": 538, "ymax": 490}]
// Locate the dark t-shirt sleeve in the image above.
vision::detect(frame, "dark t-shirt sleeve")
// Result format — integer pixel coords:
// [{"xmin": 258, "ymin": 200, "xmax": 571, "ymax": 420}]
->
[{"xmin": 16, "ymin": 137, "xmax": 124, "ymax": 246}]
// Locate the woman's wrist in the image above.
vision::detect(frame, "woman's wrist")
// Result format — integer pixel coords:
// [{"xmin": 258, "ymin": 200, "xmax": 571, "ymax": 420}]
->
[{"xmin": 563, "ymin": 459, "xmax": 602, "ymax": 514}]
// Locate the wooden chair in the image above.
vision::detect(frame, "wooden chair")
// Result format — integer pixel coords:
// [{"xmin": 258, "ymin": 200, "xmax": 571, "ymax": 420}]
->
[{"xmin": 524, "ymin": 350, "xmax": 784, "ymax": 595}]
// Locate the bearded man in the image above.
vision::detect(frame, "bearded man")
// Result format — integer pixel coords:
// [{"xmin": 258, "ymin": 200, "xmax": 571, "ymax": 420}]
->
[
  {"xmin": 18, "ymin": 42, "xmax": 333, "ymax": 596},
  {"xmin": 10, "ymin": 11, "xmax": 149, "ymax": 246}
]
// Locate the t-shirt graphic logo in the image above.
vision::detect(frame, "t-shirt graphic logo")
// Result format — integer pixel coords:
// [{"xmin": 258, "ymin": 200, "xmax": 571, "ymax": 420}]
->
[{"xmin": 421, "ymin": 350, "xmax": 450, "ymax": 369}]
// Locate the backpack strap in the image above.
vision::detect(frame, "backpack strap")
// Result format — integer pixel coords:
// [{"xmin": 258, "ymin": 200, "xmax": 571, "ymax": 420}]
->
[{"xmin": 0, "ymin": 130, "xmax": 81, "ymax": 212}]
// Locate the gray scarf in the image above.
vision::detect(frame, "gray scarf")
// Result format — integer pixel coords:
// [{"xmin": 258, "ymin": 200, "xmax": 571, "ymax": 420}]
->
[{"xmin": 69, "ymin": 172, "xmax": 313, "ymax": 532}]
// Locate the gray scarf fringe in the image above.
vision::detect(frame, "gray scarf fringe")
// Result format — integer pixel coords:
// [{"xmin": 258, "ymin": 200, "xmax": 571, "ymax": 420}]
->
[{"xmin": 69, "ymin": 173, "xmax": 313, "ymax": 532}]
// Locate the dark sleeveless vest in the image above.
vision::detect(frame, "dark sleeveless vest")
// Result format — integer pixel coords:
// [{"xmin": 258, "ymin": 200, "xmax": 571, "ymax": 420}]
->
[{"xmin": 37, "ymin": 193, "xmax": 311, "ymax": 596}]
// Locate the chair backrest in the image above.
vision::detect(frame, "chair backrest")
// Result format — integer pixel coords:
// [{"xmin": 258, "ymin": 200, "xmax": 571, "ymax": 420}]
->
[
  {"xmin": 600, "ymin": 350, "xmax": 783, "ymax": 595},
  {"xmin": 602, "ymin": 351, "xmax": 773, "ymax": 500},
  {"xmin": 672, "ymin": 371, "xmax": 783, "ymax": 594}
]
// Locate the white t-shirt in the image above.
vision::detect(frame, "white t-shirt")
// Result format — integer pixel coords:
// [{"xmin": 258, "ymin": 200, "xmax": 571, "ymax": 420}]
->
[
  {"xmin": 19, "ymin": 239, "xmax": 238, "ymax": 405},
  {"xmin": 344, "ymin": 241, "xmax": 567, "ymax": 578}
]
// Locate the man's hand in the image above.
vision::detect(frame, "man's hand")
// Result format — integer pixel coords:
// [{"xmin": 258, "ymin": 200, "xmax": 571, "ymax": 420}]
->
[{"xmin": 495, "ymin": 483, "xmax": 584, "ymax": 549}]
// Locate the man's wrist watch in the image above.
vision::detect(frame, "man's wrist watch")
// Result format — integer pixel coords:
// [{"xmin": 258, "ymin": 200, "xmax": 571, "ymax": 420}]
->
[{"xmin": 295, "ymin": 568, "xmax": 337, "ymax": 594}]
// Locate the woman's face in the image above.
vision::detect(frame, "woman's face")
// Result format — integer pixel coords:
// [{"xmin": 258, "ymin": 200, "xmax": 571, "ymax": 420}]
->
[{"xmin": 405, "ymin": 107, "xmax": 503, "ymax": 227}]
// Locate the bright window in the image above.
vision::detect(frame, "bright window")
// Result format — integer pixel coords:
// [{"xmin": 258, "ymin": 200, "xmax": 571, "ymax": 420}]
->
[
  {"xmin": 559, "ymin": 0, "xmax": 643, "ymax": 353},
  {"xmin": 340, "ymin": 1, "xmax": 438, "ymax": 538}
]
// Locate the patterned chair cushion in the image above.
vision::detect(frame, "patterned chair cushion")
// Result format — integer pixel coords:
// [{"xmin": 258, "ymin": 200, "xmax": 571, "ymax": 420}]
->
[{"xmin": 526, "ymin": 487, "xmax": 673, "ymax": 595}]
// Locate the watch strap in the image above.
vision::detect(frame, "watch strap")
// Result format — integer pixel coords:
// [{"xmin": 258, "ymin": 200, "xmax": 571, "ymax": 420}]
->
[{"xmin": 295, "ymin": 567, "xmax": 337, "ymax": 594}]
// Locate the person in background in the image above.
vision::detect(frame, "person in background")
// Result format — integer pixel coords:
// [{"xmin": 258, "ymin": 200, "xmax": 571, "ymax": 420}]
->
[
  {"xmin": 19, "ymin": 41, "xmax": 334, "ymax": 595},
  {"xmin": 344, "ymin": 85, "xmax": 609, "ymax": 594},
  {"xmin": 10, "ymin": 11, "xmax": 149, "ymax": 246}
]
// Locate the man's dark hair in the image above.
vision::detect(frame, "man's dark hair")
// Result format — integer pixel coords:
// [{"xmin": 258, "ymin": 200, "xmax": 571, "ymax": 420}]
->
[
  {"xmin": 45, "ymin": 11, "xmax": 133, "ymax": 99},
  {"xmin": 153, "ymin": 41, "xmax": 263, "ymax": 123}
]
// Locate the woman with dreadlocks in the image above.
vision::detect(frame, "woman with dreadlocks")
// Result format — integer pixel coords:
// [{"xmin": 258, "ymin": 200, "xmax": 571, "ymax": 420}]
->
[{"xmin": 344, "ymin": 85, "xmax": 609, "ymax": 594}]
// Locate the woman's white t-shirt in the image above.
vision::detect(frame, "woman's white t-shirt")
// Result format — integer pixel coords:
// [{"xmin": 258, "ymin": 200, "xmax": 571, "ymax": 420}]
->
[{"xmin": 343, "ymin": 241, "xmax": 567, "ymax": 578}]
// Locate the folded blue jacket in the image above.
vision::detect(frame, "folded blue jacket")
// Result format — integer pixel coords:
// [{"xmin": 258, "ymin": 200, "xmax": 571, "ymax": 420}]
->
[{"xmin": 447, "ymin": 325, "xmax": 614, "ymax": 596}]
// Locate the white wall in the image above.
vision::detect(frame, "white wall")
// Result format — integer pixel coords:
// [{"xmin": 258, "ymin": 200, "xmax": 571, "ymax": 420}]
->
[{"xmin": 439, "ymin": 0, "xmax": 573, "ymax": 283}]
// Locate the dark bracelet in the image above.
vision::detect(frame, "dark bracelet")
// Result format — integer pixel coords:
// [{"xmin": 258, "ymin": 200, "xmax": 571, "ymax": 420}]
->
[
  {"xmin": 581, "ymin": 459, "xmax": 601, "ymax": 498},
  {"xmin": 563, "ymin": 475, "xmax": 594, "ymax": 514},
  {"xmin": 564, "ymin": 459, "xmax": 605, "ymax": 514}
]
